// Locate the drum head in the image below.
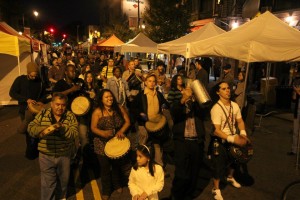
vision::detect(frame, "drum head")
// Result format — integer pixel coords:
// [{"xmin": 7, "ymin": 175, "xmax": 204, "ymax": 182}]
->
[
  {"xmin": 104, "ymin": 137, "xmax": 130, "ymax": 159},
  {"xmin": 71, "ymin": 96, "xmax": 90, "ymax": 116},
  {"xmin": 145, "ymin": 115, "xmax": 166, "ymax": 132}
]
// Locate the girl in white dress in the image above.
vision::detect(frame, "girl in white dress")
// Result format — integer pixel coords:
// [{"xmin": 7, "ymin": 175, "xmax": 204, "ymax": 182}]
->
[{"xmin": 128, "ymin": 145, "xmax": 164, "ymax": 200}]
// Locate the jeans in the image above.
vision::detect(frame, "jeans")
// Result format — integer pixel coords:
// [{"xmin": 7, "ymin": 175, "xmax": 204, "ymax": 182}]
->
[{"xmin": 39, "ymin": 153, "xmax": 71, "ymax": 200}]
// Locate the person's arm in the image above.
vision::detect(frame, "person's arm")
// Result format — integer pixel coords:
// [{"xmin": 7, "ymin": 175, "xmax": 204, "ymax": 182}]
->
[
  {"xmin": 59, "ymin": 112, "xmax": 79, "ymax": 141},
  {"xmin": 53, "ymin": 81, "xmax": 80, "ymax": 96},
  {"xmin": 128, "ymin": 168, "xmax": 143, "ymax": 199},
  {"xmin": 115, "ymin": 106, "xmax": 131, "ymax": 139},
  {"xmin": 90, "ymin": 108, "xmax": 114, "ymax": 138},
  {"xmin": 27, "ymin": 111, "xmax": 49, "ymax": 138},
  {"xmin": 144, "ymin": 165, "xmax": 164, "ymax": 196},
  {"xmin": 9, "ymin": 76, "xmax": 27, "ymax": 102}
]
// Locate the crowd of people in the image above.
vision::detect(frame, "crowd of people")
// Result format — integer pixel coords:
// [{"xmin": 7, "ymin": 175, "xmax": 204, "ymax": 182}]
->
[{"xmin": 9, "ymin": 49, "xmax": 252, "ymax": 200}]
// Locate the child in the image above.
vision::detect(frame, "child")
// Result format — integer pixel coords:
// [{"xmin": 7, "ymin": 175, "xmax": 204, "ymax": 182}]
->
[{"xmin": 128, "ymin": 145, "xmax": 164, "ymax": 200}]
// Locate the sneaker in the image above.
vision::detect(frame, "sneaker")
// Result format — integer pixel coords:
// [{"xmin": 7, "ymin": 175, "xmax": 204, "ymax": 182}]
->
[
  {"xmin": 212, "ymin": 188, "xmax": 223, "ymax": 200},
  {"xmin": 227, "ymin": 176, "xmax": 241, "ymax": 188}
]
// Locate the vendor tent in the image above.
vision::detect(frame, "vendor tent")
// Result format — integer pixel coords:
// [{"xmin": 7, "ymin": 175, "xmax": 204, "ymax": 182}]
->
[
  {"xmin": 114, "ymin": 32, "xmax": 157, "ymax": 53},
  {"xmin": 0, "ymin": 30, "xmax": 31, "ymax": 105},
  {"xmin": 157, "ymin": 22, "xmax": 226, "ymax": 57},
  {"xmin": 98, "ymin": 34, "xmax": 124, "ymax": 51},
  {"xmin": 189, "ymin": 11, "xmax": 300, "ymax": 62}
]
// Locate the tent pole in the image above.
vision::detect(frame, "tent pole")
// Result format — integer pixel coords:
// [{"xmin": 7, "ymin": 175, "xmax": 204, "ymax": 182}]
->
[
  {"xmin": 242, "ymin": 62, "xmax": 250, "ymax": 108},
  {"xmin": 265, "ymin": 62, "xmax": 271, "ymax": 104},
  {"xmin": 17, "ymin": 56, "xmax": 21, "ymax": 76}
]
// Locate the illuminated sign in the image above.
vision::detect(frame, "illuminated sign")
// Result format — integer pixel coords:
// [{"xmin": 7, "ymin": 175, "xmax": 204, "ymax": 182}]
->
[{"xmin": 122, "ymin": 0, "xmax": 148, "ymax": 17}]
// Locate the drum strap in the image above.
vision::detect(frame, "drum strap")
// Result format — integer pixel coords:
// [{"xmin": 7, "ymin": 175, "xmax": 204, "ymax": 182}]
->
[{"xmin": 217, "ymin": 102, "xmax": 234, "ymax": 135}]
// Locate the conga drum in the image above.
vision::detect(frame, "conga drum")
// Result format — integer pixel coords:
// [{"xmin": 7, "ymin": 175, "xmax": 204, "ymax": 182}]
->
[
  {"xmin": 71, "ymin": 96, "xmax": 91, "ymax": 116},
  {"xmin": 127, "ymin": 73, "xmax": 142, "ymax": 90},
  {"xmin": 28, "ymin": 102, "xmax": 47, "ymax": 115},
  {"xmin": 104, "ymin": 137, "xmax": 131, "ymax": 159},
  {"xmin": 145, "ymin": 115, "xmax": 168, "ymax": 140},
  {"xmin": 190, "ymin": 79, "xmax": 212, "ymax": 106}
]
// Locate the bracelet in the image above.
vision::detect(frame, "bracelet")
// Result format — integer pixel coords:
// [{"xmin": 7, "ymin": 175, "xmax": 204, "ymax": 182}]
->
[
  {"xmin": 226, "ymin": 135, "xmax": 235, "ymax": 143},
  {"xmin": 240, "ymin": 130, "xmax": 247, "ymax": 136}
]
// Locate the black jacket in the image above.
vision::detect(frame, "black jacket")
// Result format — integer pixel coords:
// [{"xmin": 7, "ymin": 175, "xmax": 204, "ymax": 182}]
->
[
  {"xmin": 9, "ymin": 75, "xmax": 46, "ymax": 114},
  {"xmin": 170, "ymin": 100, "xmax": 206, "ymax": 142},
  {"xmin": 132, "ymin": 89, "xmax": 169, "ymax": 126}
]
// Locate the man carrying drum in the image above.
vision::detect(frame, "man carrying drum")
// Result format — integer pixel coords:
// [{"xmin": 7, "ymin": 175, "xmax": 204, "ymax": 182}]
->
[
  {"xmin": 132, "ymin": 73, "xmax": 169, "ymax": 167},
  {"xmin": 27, "ymin": 93, "xmax": 79, "ymax": 200},
  {"xmin": 9, "ymin": 62, "xmax": 48, "ymax": 159},
  {"xmin": 209, "ymin": 81, "xmax": 250, "ymax": 200}
]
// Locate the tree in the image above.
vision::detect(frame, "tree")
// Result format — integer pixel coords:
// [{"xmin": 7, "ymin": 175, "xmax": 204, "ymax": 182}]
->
[
  {"xmin": 102, "ymin": 13, "xmax": 135, "ymax": 42},
  {"xmin": 143, "ymin": 0, "xmax": 191, "ymax": 43}
]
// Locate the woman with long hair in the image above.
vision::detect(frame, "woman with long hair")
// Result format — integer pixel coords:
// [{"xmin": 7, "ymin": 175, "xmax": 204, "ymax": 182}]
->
[
  {"xmin": 167, "ymin": 74, "xmax": 186, "ymax": 106},
  {"xmin": 91, "ymin": 89, "xmax": 131, "ymax": 200},
  {"xmin": 128, "ymin": 144, "xmax": 164, "ymax": 200}
]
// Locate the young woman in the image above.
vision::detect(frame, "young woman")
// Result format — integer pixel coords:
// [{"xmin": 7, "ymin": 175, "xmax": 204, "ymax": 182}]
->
[
  {"xmin": 128, "ymin": 145, "xmax": 164, "ymax": 200},
  {"xmin": 167, "ymin": 74, "xmax": 185, "ymax": 106},
  {"xmin": 91, "ymin": 89, "xmax": 131, "ymax": 200}
]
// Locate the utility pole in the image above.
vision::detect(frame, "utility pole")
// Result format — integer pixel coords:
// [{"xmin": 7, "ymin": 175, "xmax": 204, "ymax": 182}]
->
[
  {"xmin": 137, "ymin": 0, "xmax": 140, "ymax": 30},
  {"xmin": 76, "ymin": 25, "xmax": 79, "ymax": 44}
]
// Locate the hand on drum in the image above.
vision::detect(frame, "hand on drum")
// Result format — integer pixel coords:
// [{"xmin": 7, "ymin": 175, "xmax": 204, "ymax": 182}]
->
[
  {"xmin": 234, "ymin": 135, "xmax": 248, "ymax": 147},
  {"xmin": 27, "ymin": 99, "xmax": 37, "ymax": 105},
  {"xmin": 115, "ymin": 130, "xmax": 125, "ymax": 139},
  {"xmin": 40, "ymin": 122, "xmax": 63, "ymax": 137}
]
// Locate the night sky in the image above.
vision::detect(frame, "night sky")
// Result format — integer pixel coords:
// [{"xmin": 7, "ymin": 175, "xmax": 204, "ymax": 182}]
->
[{"xmin": 23, "ymin": 0, "xmax": 100, "ymax": 28}]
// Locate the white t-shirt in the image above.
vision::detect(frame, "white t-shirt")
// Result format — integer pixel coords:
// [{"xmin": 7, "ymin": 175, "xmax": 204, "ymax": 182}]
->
[{"xmin": 211, "ymin": 100, "xmax": 242, "ymax": 136}]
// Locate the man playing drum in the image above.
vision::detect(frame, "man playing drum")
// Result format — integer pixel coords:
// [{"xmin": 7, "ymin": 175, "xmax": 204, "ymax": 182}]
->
[
  {"xmin": 132, "ymin": 73, "xmax": 169, "ymax": 167},
  {"xmin": 9, "ymin": 62, "xmax": 48, "ymax": 159},
  {"xmin": 209, "ymin": 81, "xmax": 250, "ymax": 200},
  {"xmin": 27, "ymin": 93, "xmax": 79, "ymax": 200}
]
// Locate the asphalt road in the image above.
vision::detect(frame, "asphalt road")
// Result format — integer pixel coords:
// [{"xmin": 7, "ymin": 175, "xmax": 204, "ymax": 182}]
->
[{"xmin": 0, "ymin": 105, "xmax": 299, "ymax": 200}]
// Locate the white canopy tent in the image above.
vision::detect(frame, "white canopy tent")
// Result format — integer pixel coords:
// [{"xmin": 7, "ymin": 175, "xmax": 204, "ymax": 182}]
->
[
  {"xmin": 157, "ymin": 22, "xmax": 226, "ymax": 58},
  {"xmin": 114, "ymin": 32, "xmax": 157, "ymax": 53},
  {"xmin": 188, "ymin": 11, "xmax": 300, "ymax": 62},
  {"xmin": 188, "ymin": 11, "xmax": 300, "ymax": 108}
]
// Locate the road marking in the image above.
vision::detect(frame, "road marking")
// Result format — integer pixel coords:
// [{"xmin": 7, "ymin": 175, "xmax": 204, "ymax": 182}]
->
[
  {"xmin": 74, "ymin": 165, "xmax": 84, "ymax": 200},
  {"xmin": 88, "ymin": 168, "xmax": 102, "ymax": 200}
]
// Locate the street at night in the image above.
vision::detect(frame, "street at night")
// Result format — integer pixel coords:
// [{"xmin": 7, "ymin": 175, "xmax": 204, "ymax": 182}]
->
[{"xmin": 0, "ymin": 105, "xmax": 300, "ymax": 200}]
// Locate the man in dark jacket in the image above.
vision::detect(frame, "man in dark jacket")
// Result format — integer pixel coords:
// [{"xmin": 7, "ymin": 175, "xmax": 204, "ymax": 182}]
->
[
  {"xmin": 132, "ymin": 73, "xmax": 169, "ymax": 166},
  {"xmin": 9, "ymin": 62, "xmax": 47, "ymax": 159},
  {"xmin": 170, "ymin": 87, "xmax": 206, "ymax": 200}
]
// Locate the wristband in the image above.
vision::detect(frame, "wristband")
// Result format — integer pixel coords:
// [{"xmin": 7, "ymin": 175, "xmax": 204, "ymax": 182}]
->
[
  {"xmin": 240, "ymin": 130, "xmax": 247, "ymax": 136},
  {"xmin": 226, "ymin": 135, "xmax": 235, "ymax": 143}
]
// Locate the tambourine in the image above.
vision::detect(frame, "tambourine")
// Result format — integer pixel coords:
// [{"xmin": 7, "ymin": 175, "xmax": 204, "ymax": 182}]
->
[{"xmin": 40, "ymin": 123, "xmax": 62, "ymax": 137}]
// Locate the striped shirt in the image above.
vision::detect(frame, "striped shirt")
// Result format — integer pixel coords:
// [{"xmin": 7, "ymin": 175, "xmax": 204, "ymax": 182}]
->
[
  {"xmin": 167, "ymin": 88, "xmax": 183, "ymax": 106},
  {"xmin": 27, "ymin": 108, "xmax": 79, "ymax": 157},
  {"xmin": 101, "ymin": 66, "xmax": 114, "ymax": 87}
]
